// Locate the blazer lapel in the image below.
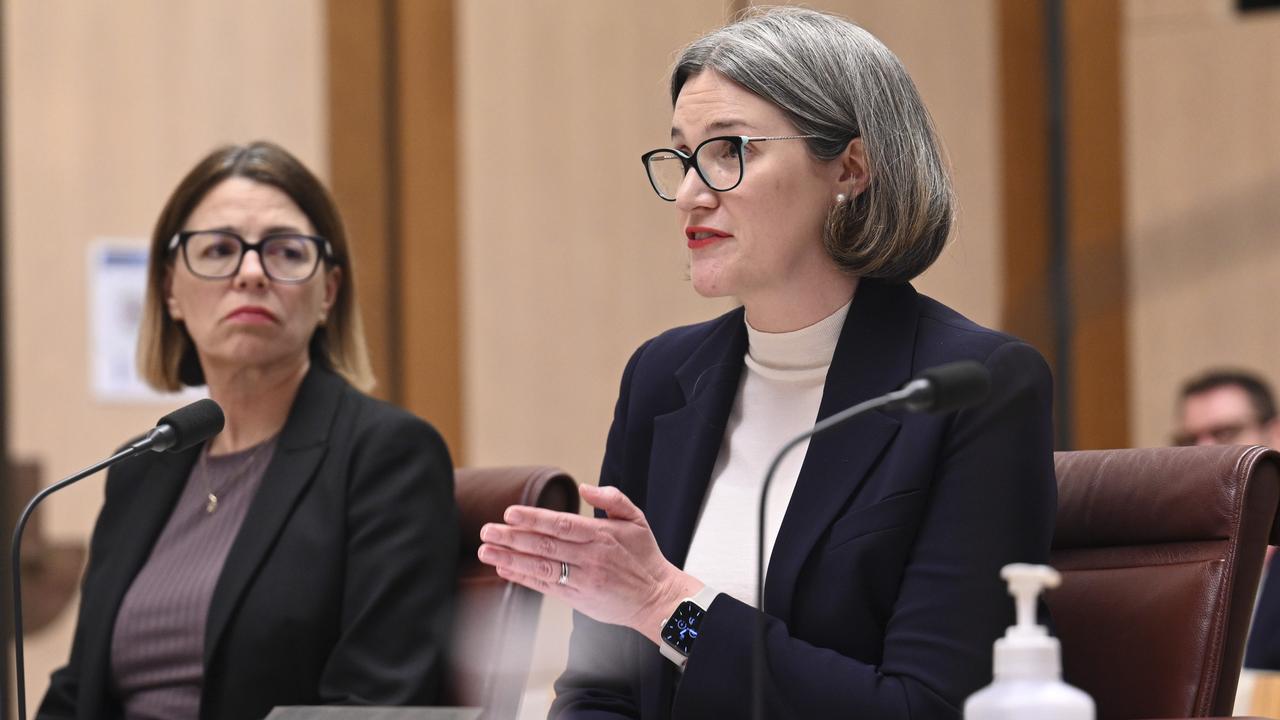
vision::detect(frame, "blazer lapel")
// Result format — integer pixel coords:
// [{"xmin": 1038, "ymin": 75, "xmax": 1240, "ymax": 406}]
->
[
  {"xmin": 763, "ymin": 280, "xmax": 919, "ymax": 621},
  {"xmin": 203, "ymin": 367, "xmax": 341, "ymax": 666},
  {"xmin": 641, "ymin": 311, "xmax": 748, "ymax": 713},
  {"xmin": 645, "ymin": 310, "xmax": 749, "ymax": 570},
  {"xmin": 79, "ymin": 448, "xmax": 196, "ymax": 711}
]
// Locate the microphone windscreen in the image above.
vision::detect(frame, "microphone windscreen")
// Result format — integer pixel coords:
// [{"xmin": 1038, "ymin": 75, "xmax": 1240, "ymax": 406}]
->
[
  {"xmin": 155, "ymin": 398, "xmax": 225, "ymax": 452},
  {"xmin": 919, "ymin": 361, "xmax": 991, "ymax": 413}
]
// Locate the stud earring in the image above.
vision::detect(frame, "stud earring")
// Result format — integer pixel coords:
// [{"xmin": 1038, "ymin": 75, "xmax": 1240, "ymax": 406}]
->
[{"xmin": 836, "ymin": 193, "xmax": 848, "ymax": 205}]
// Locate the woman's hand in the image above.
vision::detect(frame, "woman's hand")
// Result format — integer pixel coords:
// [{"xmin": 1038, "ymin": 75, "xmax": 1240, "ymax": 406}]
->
[{"xmin": 477, "ymin": 483, "xmax": 702, "ymax": 645}]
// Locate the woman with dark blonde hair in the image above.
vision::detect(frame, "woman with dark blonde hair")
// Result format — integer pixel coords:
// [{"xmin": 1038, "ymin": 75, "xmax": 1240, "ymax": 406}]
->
[
  {"xmin": 478, "ymin": 8, "xmax": 1055, "ymax": 718},
  {"xmin": 38, "ymin": 141, "xmax": 457, "ymax": 720}
]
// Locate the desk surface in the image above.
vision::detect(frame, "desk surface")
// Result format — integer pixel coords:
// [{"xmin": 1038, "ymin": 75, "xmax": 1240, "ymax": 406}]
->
[
  {"xmin": 265, "ymin": 708, "xmax": 482, "ymax": 720},
  {"xmin": 1237, "ymin": 668, "xmax": 1280, "ymax": 718}
]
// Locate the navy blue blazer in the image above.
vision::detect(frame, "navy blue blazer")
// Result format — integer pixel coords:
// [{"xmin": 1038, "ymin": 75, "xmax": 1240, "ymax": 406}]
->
[
  {"xmin": 1245, "ymin": 559, "xmax": 1280, "ymax": 668},
  {"xmin": 551, "ymin": 279, "xmax": 1057, "ymax": 719},
  {"xmin": 37, "ymin": 366, "xmax": 458, "ymax": 720}
]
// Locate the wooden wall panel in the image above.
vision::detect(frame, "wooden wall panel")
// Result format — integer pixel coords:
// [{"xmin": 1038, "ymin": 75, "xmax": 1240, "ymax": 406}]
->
[
  {"xmin": 328, "ymin": 0, "xmax": 395, "ymax": 399},
  {"xmin": 328, "ymin": 0, "xmax": 464, "ymax": 457},
  {"xmin": 456, "ymin": 0, "xmax": 735, "ymax": 484},
  {"xmin": 395, "ymin": 0, "xmax": 463, "ymax": 461},
  {"xmin": 998, "ymin": 0, "xmax": 1054, "ymax": 358},
  {"xmin": 997, "ymin": 0, "xmax": 1128, "ymax": 450},
  {"xmin": 1125, "ymin": 1, "xmax": 1280, "ymax": 447},
  {"xmin": 1065, "ymin": 0, "xmax": 1127, "ymax": 450}
]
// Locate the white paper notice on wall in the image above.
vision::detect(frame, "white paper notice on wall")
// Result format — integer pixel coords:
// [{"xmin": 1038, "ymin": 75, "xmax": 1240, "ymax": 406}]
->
[{"xmin": 88, "ymin": 239, "xmax": 206, "ymax": 403}]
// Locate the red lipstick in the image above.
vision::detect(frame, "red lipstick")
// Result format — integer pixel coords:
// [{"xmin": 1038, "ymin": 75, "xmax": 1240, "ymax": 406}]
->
[{"xmin": 686, "ymin": 225, "xmax": 732, "ymax": 250}]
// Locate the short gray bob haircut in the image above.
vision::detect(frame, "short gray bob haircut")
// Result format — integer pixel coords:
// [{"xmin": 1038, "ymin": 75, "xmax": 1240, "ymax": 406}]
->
[{"xmin": 672, "ymin": 6, "xmax": 954, "ymax": 284}]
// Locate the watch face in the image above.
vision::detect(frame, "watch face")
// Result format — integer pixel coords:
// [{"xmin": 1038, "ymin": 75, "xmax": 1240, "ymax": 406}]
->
[{"xmin": 662, "ymin": 600, "xmax": 705, "ymax": 655}]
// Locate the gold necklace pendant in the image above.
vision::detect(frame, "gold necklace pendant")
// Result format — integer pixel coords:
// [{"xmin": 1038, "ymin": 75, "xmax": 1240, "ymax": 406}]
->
[{"xmin": 201, "ymin": 439, "xmax": 268, "ymax": 516}]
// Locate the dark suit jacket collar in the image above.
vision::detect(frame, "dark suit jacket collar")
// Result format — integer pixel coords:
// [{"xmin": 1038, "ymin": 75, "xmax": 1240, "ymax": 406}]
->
[
  {"xmin": 673, "ymin": 305, "xmax": 748, "ymax": 402},
  {"xmin": 820, "ymin": 279, "xmax": 919, "ymax": 411},
  {"xmin": 672, "ymin": 280, "xmax": 919, "ymax": 403},
  {"xmin": 643, "ymin": 308, "xmax": 749, "ymax": 716},
  {"xmin": 76, "ymin": 365, "xmax": 348, "ymax": 714},
  {"xmin": 650, "ymin": 279, "xmax": 920, "ymax": 613},
  {"xmin": 204, "ymin": 365, "xmax": 344, "ymax": 665},
  {"xmin": 275, "ymin": 364, "xmax": 347, "ymax": 450},
  {"xmin": 648, "ymin": 309, "xmax": 749, "ymax": 570},
  {"xmin": 765, "ymin": 279, "xmax": 918, "ymax": 618}
]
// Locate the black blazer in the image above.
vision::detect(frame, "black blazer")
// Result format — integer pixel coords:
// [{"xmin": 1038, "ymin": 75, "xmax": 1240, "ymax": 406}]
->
[
  {"xmin": 1245, "ymin": 559, "xmax": 1280, "ymax": 668},
  {"xmin": 551, "ymin": 280, "xmax": 1057, "ymax": 719},
  {"xmin": 38, "ymin": 366, "xmax": 458, "ymax": 720}
]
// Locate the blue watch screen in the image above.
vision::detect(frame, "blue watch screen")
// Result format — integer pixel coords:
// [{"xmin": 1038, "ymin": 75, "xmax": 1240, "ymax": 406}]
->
[{"xmin": 662, "ymin": 600, "xmax": 704, "ymax": 655}]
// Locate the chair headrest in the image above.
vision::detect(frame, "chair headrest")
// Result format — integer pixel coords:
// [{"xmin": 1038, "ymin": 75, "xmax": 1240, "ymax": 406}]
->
[
  {"xmin": 1053, "ymin": 445, "xmax": 1280, "ymax": 549},
  {"xmin": 454, "ymin": 465, "xmax": 578, "ymax": 561}
]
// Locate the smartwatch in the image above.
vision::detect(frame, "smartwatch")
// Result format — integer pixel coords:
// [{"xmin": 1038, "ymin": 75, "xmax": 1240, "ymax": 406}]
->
[{"xmin": 659, "ymin": 586, "xmax": 720, "ymax": 670}]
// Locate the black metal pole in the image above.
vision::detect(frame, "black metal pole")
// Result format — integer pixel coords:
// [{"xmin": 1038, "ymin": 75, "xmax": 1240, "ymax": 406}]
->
[
  {"xmin": 1044, "ymin": 0, "xmax": 1074, "ymax": 450},
  {"xmin": 381, "ymin": 0, "xmax": 404, "ymax": 404}
]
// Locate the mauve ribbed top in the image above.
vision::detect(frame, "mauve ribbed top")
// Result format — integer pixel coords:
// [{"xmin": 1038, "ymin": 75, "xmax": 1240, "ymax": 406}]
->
[{"xmin": 110, "ymin": 435, "xmax": 278, "ymax": 720}]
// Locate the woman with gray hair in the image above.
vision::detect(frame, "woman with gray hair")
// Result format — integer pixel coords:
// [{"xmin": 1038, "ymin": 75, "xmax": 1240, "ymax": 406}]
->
[{"xmin": 478, "ymin": 8, "xmax": 1055, "ymax": 718}]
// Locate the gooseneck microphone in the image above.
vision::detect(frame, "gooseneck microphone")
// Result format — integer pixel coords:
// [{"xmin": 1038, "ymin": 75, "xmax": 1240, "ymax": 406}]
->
[
  {"xmin": 10, "ymin": 398, "xmax": 224, "ymax": 720},
  {"xmin": 129, "ymin": 398, "xmax": 227, "ymax": 454},
  {"xmin": 750, "ymin": 361, "xmax": 991, "ymax": 720}
]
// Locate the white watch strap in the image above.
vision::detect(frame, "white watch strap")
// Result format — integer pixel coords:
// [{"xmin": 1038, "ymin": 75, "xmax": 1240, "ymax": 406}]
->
[
  {"xmin": 690, "ymin": 585, "xmax": 720, "ymax": 611},
  {"xmin": 659, "ymin": 638, "xmax": 688, "ymax": 669},
  {"xmin": 659, "ymin": 585, "xmax": 721, "ymax": 670}
]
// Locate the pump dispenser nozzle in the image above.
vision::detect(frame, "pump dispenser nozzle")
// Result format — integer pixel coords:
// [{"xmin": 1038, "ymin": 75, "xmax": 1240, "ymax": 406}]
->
[
  {"xmin": 992, "ymin": 564, "xmax": 1062, "ymax": 679},
  {"xmin": 1003, "ymin": 564, "xmax": 1060, "ymax": 639},
  {"xmin": 964, "ymin": 563, "xmax": 1095, "ymax": 719}
]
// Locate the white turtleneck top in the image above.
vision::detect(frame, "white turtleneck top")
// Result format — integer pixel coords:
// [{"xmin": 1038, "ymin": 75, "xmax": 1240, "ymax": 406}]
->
[{"xmin": 681, "ymin": 300, "xmax": 851, "ymax": 608}]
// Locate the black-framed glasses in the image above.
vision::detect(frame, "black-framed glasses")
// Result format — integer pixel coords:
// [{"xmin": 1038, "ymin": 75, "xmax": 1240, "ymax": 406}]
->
[
  {"xmin": 1172, "ymin": 421, "xmax": 1260, "ymax": 447},
  {"xmin": 169, "ymin": 230, "xmax": 334, "ymax": 283},
  {"xmin": 640, "ymin": 134, "xmax": 818, "ymax": 201}
]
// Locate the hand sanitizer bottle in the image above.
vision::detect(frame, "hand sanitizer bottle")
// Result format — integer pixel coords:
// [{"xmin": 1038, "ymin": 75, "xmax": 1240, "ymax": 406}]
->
[{"xmin": 964, "ymin": 563, "xmax": 1094, "ymax": 720}]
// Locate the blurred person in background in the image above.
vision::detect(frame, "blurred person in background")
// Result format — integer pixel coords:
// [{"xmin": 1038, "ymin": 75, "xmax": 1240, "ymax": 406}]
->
[
  {"xmin": 37, "ymin": 141, "xmax": 458, "ymax": 720},
  {"xmin": 476, "ymin": 8, "xmax": 1056, "ymax": 718},
  {"xmin": 1174, "ymin": 369, "xmax": 1280, "ymax": 669},
  {"xmin": 1173, "ymin": 369, "xmax": 1280, "ymax": 448}
]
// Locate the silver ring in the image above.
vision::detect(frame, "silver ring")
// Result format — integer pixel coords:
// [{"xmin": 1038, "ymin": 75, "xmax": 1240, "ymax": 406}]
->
[{"xmin": 557, "ymin": 561, "xmax": 570, "ymax": 586}]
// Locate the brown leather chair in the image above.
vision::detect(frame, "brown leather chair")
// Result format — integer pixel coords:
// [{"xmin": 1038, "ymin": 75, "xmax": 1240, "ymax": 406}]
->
[
  {"xmin": 1050, "ymin": 445, "xmax": 1280, "ymax": 720},
  {"xmin": 446, "ymin": 466, "xmax": 578, "ymax": 719}
]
